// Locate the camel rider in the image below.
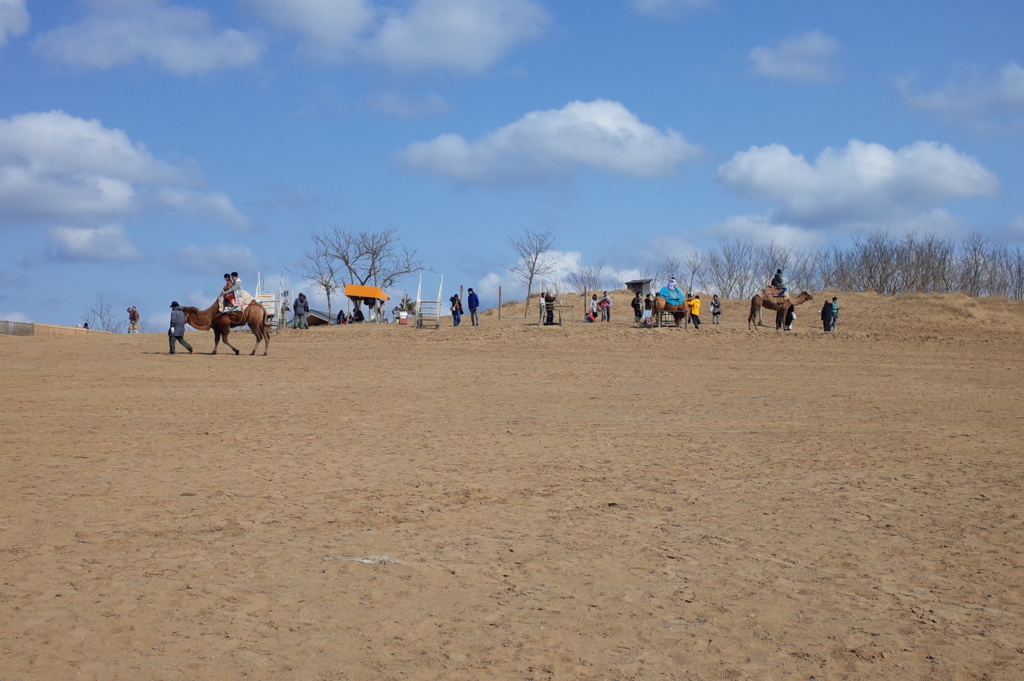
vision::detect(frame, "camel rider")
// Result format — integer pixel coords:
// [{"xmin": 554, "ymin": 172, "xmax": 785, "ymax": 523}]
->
[
  {"xmin": 218, "ymin": 273, "xmax": 235, "ymax": 311},
  {"xmin": 771, "ymin": 269, "xmax": 787, "ymax": 295},
  {"xmin": 222, "ymin": 272, "xmax": 243, "ymax": 312},
  {"xmin": 658, "ymin": 278, "xmax": 685, "ymax": 306}
]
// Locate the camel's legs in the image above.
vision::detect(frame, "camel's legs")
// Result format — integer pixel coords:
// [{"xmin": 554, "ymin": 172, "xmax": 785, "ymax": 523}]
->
[
  {"xmin": 219, "ymin": 329, "xmax": 241, "ymax": 355},
  {"xmin": 249, "ymin": 323, "xmax": 263, "ymax": 356},
  {"xmin": 748, "ymin": 298, "xmax": 761, "ymax": 330}
]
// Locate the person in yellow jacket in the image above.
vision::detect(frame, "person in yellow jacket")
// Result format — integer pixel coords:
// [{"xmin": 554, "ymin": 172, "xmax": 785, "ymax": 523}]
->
[{"xmin": 687, "ymin": 294, "xmax": 702, "ymax": 329}]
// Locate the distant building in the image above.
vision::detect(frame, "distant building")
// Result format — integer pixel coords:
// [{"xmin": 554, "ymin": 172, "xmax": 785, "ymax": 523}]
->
[{"xmin": 624, "ymin": 279, "xmax": 654, "ymax": 297}]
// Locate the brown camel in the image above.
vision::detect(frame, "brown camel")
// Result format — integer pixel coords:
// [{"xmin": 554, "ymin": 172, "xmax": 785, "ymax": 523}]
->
[
  {"xmin": 652, "ymin": 296, "xmax": 691, "ymax": 328},
  {"xmin": 181, "ymin": 300, "xmax": 270, "ymax": 356},
  {"xmin": 748, "ymin": 291, "xmax": 813, "ymax": 330}
]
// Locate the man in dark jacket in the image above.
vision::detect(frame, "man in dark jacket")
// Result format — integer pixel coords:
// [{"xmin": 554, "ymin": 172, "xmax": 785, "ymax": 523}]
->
[
  {"xmin": 168, "ymin": 302, "xmax": 193, "ymax": 355},
  {"xmin": 467, "ymin": 288, "xmax": 480, "ymax": 326},
  {"xmin": 770, "ymin": 269, "xmax": 786, "ymax": 295},
  {"xmin": 292, "ymin": 293, "xmax": 309, "ymax": 329},
  {"xmin": 544, "ymin": 291, "xmax": 557, "ymax": 325}
]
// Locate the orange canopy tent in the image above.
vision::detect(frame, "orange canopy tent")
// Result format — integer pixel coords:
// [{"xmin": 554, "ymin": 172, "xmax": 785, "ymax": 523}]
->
[{"xmin": 344, "ymin": 284, "xmax": 389, "ymax": 301}]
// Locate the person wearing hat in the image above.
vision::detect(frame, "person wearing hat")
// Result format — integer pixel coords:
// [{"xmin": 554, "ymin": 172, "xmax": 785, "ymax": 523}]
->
[
  {"xmin": 770, "ymin": 269, "xmax": 787, "ymax": 295},
  {"xmin": 168, "ymin": 301, "xmax": 193, "ymax": 355}
]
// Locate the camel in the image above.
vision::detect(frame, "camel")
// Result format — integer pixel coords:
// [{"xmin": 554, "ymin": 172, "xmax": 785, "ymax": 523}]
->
[
  {"xmin": 652, "ymin": 296, "xmax": 691, "ymax": 328},
  {"xmin": 748, "ymin": 291, "xmax": 813, "ymax": 330},
  {"xmin": 181, "ymin": 300, "xmax": 270, "ymax": 356}
]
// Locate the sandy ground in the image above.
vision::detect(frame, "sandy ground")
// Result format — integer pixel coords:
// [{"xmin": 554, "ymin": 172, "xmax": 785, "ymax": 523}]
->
[{"xmin": 2, "ymin": 291, "xmax": 1023, "ymax": 681}]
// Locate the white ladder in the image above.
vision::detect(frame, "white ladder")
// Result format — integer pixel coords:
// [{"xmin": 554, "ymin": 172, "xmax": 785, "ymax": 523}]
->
[{"xmin": 415, "ymin": 274, "xmax": 443, "ymax": 329}]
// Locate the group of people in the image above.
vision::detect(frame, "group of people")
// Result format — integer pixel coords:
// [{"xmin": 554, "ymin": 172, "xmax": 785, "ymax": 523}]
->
[
  {"xmin": 586, "ymin": 292, "xmax": 614, "ymax": 322},
  {"xmin": 449, "ymin": 288, "xmax": 480, "ymax": 326},
  {"xmin": 624, "ymin": 278, "xmax": 720, "ymax": 329},
  {"xmin": 821, "ymin": 297, "xmax": 840, "ymax": 331}
]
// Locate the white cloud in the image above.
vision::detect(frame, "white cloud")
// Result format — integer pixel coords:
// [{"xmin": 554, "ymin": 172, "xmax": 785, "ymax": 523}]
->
[
  {"xmin": 49, "ymin": 225, "xmax": 141, "ymax": 262},
  {"xmin": 0, "ymin": 310, "xmax": 32, "ymax": 323},
  {"xmin": 716, "ymin": 139, "xmax": 1000, "ymax": 224},
  {"xmin": 366, "ymin": 91, "xmax": 451, "ymax": 118},
  {"xmin": 749, "ymin": 30, "xmax": 841, "ymax": 84},
  {"xmin": 0, "ymin": 0, "xmax": 29, "ymax": 46},
  {"xmin": 366, "ymin": 0, "xmax": 550, "ymax": 73},
  {"xmin": 0, "ymin": 110, "xmax": 247, "ymax": 229},
  {"xmin": 157, "ymin": 189, "xmax": 250, "ymax": 230},
  {"xmin": 398, "ymin": 99, "xmax": 705, "ymax": 185},
  {"xmin": 245, "ymin": 0, "xmax": 550, "ymax": 73},
  {"xmin": 242, "ymin": 0, "xmax": 372, "ymax": 59},
  {"xmin": 897, "ymin": 62, "xmax": 1024, "ymax": 132},
  {"xmin": 702, "ymin": 214, "xmax": 823, "ymax": 248},
  {"xmin": 629, "ymin": 0, "xmax": 714, "ymax": 19},
  {"xmin": 1009, "ymin": 215, "xmax": 1024, "ymax": 240},
  {"xmin": 175, "ymin": 243, "xmax": 260, "ymax": 275},
  {"xmin": 34, "ymin": 0, "xmax": 263, "ymax": 75}
]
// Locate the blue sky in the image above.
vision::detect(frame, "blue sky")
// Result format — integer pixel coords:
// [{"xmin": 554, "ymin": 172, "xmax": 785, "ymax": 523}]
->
[{"xmin": 1, "ymin": 0, "xmax": 1023, "ymax": 326}]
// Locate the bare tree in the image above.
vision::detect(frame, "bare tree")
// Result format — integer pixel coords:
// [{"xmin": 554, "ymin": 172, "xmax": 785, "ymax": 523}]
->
[
  {"xmin": 653, "ymin": 255, "xmax": 683, "ymax": 288},
  {"xmin": 322, "ymin": 226, "xmax": 427, "ymax": 290},
  {"xmin": 681, "ymin": 250, "xmax": 706, "ymax": 294},
  {"xmin": 565, "ymin": 258, "xmax": 608, "ymax": 294},
  {"xmin": 290, "ymin": 231, "xmax": 343, "ymax": 320},
  {"xmin": 82, "ymin": 294, "xmax": 126, "ymax": 333},
  {"xmin": 693, "ymin": 230, "xmax": 1024, "ymax": 300},
  {"xmin": 706, "ymin": 238, "xmax": 758, "ymax": 298},
  {"xmin": 507, "ymin": 228, "xmax": 556, "ymax": 317}
]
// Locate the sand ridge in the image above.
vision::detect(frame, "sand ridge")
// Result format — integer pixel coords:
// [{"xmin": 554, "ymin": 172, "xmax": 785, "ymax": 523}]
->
[{"xmin": 1, "ymin": 291, "xmax": 1023, "ymax": 680}]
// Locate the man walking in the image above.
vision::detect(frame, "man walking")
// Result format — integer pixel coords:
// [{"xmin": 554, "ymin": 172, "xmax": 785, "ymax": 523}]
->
[
  {"xmin": 467, "ymin": 288, "xmax": 480, "ymax": 326},
  {"xmin": 127, "ymin": 306, "xmax": 140, "ymax": 333},
  {"xmin": 168, "ymin": 302, "xmax": 193, "ymax": 355},
  {"xmin": 687, "ymin": 294, "xmax": 701, "ymax": 330},
  {"xmin": 292, "ymin": 293, "xmax": 310, "ymax": 329}
]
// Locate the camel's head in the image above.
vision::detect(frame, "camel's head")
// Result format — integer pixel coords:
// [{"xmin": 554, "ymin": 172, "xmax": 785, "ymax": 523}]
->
[{"xmin": 180, "ymin": 306, "xmax": 199, "ymax": 317}]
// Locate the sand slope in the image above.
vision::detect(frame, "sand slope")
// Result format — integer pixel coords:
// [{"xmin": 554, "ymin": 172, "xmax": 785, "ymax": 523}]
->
[{"xmin": 2, "ymin": 292, "xmax": 1023, "ymax": 680}]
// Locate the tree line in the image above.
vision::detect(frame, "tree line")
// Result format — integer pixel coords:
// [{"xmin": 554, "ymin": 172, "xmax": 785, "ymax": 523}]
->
[{"xmin": 509, "ymin": 229, "xmax": 1024, "ymax": 302}]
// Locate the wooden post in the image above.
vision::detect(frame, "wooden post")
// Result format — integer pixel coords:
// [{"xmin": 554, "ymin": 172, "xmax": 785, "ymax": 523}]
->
[
  {"xmin": 498, "ymin": 287, "xmax": 502, "ymax": 319},
  {"xmin": 460, "ymin": 285, "xmax": 464, "ymax": 303}
]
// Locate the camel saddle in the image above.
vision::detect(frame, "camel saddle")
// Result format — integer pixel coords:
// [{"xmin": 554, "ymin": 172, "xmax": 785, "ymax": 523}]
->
[
  {"xmin": 762, "ymin": 286, "xmax": 790, "ymax": 304},
  {"xmin": 223, "ymin": 300, "xmax": 259, "ymax": 324}
]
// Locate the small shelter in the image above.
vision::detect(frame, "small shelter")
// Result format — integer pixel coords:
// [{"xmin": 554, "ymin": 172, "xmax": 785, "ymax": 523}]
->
[
  {"xmin": 344, "ymin": 284, "xmax": 390, "ymax": 323},
  {"xmin": 306, "ymin": 309, "xmax": 332, "ymax": 326},
  {"xmin": 625, "ymin": 279, "xmax": 654, "ymax": 297}
]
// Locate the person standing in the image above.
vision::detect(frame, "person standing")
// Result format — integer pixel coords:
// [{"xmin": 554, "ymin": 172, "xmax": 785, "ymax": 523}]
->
[
  {"xmin": 450, "ymin": 293, "xmax": 463, "ymax": 326},
  {"xmin": 600, "ymin": 291, "xmax": 612, "ymax": 322},
  {"xmin": 127, "ymin": 306, "xmax": 140, "ymax": 333},
  {"xmin": 710, "ymin": 295, "xmax": 722, "ymax": 324},
  {"xmin": 631, "ymin": 292, "xmax": 642, "ymax": 323},
  {"xmin": 829, "ymin": 297, "xmax": 840, "ymax": 331},
  {"xmin": 292, "ymin": 293, "xmax": 310, "ymax": 329},
  {"xmin": 643, "ymin": 293, "xmax": 653, "ymax": 325},
  {"xmin": 544, "ymin": 291, "xmax": 557, "ymax": 325},
  {"xmin": 467, "ymin": 288, "xmax": 480, "ymax": 326},
  {"xmin": 168, "ymin": 301, "xmax": 193, "ymax": 355},
  {"xmin": 588, "ymin": 294, "xmax": 599, "ymax": 322},
  {"xmin": 687, "ymin": 294, "xmax": 701, "ymax": 329}
]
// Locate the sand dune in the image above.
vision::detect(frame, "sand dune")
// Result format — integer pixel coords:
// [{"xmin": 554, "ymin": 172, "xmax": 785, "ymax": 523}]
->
[{"xmin": 2, "ymin": 291, "xmax": 1023, "ymax": 680}]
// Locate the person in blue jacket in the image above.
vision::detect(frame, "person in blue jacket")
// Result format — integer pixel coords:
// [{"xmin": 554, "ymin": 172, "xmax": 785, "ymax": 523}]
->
[
  {"xmin": 658, "ymin": 278, "xmax": 684, "ymax": 306},
  {"xmin": 467, "ymin": 288, "xmax": 480, "ymax": 326}
]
